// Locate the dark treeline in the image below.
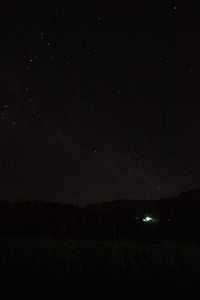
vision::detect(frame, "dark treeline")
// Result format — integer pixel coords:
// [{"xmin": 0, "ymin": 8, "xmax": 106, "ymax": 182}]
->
[{"xmin": 0, "ymin": 189, "xmax": 200, "ymax": 240}]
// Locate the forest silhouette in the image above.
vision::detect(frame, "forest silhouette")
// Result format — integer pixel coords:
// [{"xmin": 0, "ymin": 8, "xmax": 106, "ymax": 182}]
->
[{"xmin": 1, "ymin": 189, "xmax": 200, "ymax": 240}]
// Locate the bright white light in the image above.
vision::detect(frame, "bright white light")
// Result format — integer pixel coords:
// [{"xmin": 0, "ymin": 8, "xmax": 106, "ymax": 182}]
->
[{"xmin": 143, "ymin": 216, "xmax": 153, "ymax": 222}]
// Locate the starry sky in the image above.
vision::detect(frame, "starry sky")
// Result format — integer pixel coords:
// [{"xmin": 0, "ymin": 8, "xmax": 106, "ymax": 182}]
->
[{"xmin": 0, "ymin": 2, "xmax": 200, "ymax": 204}]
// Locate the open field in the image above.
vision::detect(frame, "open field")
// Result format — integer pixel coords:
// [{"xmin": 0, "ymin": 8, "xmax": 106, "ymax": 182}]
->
[{"xmin": 0, "ymin": 236, "xmax": 200, "ymax": 299}]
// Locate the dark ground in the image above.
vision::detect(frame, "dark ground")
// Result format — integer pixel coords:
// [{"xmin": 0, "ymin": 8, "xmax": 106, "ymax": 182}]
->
[{"xmin": 0, "ymin": 236, "xmax": 200, "ymax": 299}]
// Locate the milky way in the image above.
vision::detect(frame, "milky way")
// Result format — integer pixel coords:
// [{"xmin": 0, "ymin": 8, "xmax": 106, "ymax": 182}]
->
[{"xmin": 0, "ymin": 2, "xmax": 200, "ymax": 204}]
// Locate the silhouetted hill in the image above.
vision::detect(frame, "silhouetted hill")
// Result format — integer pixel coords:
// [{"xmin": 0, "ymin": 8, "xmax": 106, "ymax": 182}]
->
[{"xmin": 0, "ymin": 189, "xmax": 200, "ymax": 240}]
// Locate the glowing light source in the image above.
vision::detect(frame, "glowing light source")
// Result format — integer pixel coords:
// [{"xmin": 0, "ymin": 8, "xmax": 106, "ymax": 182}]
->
[{"xmin": 143, "ymin": 216, "xmax": 153, "ymax": 222}]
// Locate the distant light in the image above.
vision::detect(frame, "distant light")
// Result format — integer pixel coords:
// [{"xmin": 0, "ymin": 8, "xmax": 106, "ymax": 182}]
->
[{"xmin": 143, "ymin": 216, "xmax": 153, "ymax": 222}]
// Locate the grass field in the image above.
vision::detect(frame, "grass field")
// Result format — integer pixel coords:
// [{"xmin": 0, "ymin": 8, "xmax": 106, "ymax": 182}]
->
[{"xmin": 0, "ymin": 236, "xmax": 200, "ymax": 299}]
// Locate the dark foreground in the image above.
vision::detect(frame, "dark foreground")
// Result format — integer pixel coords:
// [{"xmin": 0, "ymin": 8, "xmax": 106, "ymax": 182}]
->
[{"xmin": 0, "ymin": 236, "xmax": 200, "ymax": 299}]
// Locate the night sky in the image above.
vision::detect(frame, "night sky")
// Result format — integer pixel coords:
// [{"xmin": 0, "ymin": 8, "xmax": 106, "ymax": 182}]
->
[{"xmin": 0, "ymin": 2, "xmax": 200, "ymax": 204}]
